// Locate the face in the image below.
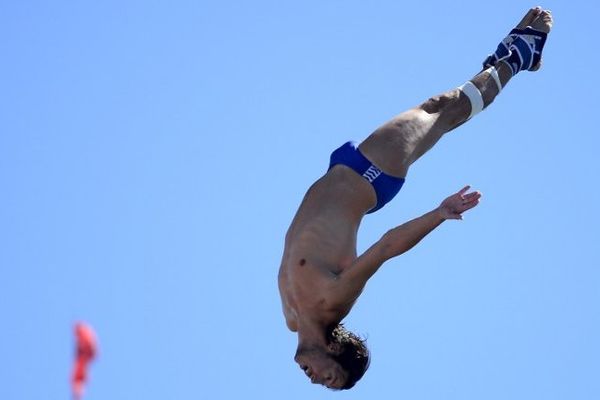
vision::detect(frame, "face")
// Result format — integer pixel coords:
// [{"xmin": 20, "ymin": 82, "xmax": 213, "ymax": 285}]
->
[{"xmin": 295, "ymin": 351, "xmax": 348, "ymax": 389}]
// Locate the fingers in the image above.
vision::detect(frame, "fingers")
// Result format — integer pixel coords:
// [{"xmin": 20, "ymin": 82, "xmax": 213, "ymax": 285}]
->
[
  {"xmin": 456, "ymin": 187, "xmax": 482, "ymax": 216},
  {"xmin": 440, "ymin": 186, "xmax": 482, "ymax": 220},
  {"xmin": 456, "ymin": 185, "xmax": 481, "ymax": 203},
  {"xmin": 462, "ymin": 190, "xmax": 482, "ymax": 202},
  {"xmin": 461, "ymin": 191, "xmax": 482, "ymax": 209},
  {"xmin": 456, "ymin": 184, "xmax": 481, "ymax": 197},
  {"xmin": 462, "ymin": 197, "xmax": 481, "ymax": 210},
  {"xmin": 457, "ymin": 185, "xmax": 471, "ymax": 196}
]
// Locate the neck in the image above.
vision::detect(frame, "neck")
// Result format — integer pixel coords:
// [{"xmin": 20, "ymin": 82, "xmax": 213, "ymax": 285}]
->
[{"xmin": 295, "ymin": 318, "xmax": 329, "ymax": 355}]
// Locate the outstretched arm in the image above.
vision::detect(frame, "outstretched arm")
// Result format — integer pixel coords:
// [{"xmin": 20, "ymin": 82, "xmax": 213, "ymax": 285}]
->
[
  {"xmin": 379, "ymin": 185, "xmax": 481, "ymax": 257},
  {"xmin": 333, "ymin": 186, "xmax": 481, "ymax": 303}
]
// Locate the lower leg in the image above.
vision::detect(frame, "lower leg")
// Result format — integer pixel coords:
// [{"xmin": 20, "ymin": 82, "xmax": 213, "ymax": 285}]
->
[
  {"xmin": 358, "ymin": 63, "xmax": 512, "ymax": 177},
  {"xmin": 421, "ymin": 61, "xmax": 513, "ymax": 129},
  {"xmin": 396, "ymin": 61, "xmax": 513, "ymax": 165},
  {"xmin": 418, "ymin": 6, "xmax": 553, "ymax": 133},
  {"xmin": 360, "ymin": 8, "xmax": 552, "ymax": 177}
]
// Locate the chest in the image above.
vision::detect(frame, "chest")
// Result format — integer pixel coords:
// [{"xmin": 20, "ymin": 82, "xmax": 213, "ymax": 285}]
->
[{"xmin": 278, "ymin": 261, "xmax": 353, "ymax": 331}]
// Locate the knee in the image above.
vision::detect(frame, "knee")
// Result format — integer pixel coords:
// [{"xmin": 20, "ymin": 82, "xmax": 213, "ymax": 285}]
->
[{"xmin": 419, "ymin": 89, "xmax": 461, "ymax": 114}]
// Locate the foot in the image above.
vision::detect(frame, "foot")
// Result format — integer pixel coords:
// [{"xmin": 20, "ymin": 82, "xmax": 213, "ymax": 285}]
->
[
  {"xmin": 484, "ymin": 7, "xmax": 553, "ymax": 72},
  {"xmin": 516, "ymin": 6, "xmax": 543, "ymax": 29},
  {"xmin": 528, "ymin": 8, "xmax": 553, "ymax": 70}
]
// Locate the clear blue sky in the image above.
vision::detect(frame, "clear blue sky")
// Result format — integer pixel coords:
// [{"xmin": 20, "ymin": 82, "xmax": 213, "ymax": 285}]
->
[{"xmin": 1, "ymin": 1, "xmax": 599, "ymax": 399}]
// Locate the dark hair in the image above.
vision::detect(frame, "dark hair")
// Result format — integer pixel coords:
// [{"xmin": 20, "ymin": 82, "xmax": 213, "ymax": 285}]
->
[{"xmin": 327, "ymin": 324, "xmax": 370, "ymax": 390}]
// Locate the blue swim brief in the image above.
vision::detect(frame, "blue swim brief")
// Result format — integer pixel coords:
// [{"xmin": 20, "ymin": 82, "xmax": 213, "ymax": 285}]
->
[{"xmin": 328, "ymin": 141, "xmax": 405, "ymax": 214}]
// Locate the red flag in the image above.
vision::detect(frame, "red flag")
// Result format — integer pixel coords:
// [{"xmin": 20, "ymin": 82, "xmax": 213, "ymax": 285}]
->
[{"xmin": 72, "ymin": 322, "xmax": 97, "ymax": 400}]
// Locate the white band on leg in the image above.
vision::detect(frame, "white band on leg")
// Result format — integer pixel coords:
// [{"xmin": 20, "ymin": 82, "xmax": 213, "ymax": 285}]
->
[
  {"xmin": 459, "ymin": 81, "xmax": 484, "ymax": 119},
  {"xmin": 485, "ymin": 66, "xmax": 503, "ymax": 91}
]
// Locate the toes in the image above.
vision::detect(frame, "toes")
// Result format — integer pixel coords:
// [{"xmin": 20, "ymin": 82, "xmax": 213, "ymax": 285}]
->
[
  {"xmin": 517, "ymin": 6, "xmax": 542, "ymax": 29},
  {"xmin": 542, "ymin": 10, "xmax": 554, "ymax": 28},
  {"xmin": 530, "ymin": 9, "xmax": 553, "ymax": 33}
]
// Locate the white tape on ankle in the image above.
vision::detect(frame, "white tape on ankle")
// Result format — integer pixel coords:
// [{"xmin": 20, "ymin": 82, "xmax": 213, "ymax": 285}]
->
[
  {"xmin": 459, "ymin": 81, "xmax": 484, "ymax": 119},
  {"xmin": 486, "ymin": 66, "xmax": 503, "ymax": 91}
]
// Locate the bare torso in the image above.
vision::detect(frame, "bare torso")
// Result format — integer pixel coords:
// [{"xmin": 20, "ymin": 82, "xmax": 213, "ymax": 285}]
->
[
  {"xmin": 275, "ymin": 7, "xmax": 553, "ymax": 389},
  {"xmin": 278, "ymin": 165, "xmax": 377, "ymax": 332}
]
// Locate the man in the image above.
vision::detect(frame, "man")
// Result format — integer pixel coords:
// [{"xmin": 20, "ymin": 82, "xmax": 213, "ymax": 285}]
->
[{"xmin": 278, "ymin": 7, "xmax": 553, "ymax": 390}]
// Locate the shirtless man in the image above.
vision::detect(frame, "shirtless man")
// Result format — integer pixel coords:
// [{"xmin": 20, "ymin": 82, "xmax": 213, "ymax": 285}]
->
[{"xmin": 278, "ymin": 7, "xmax": 553, "ymax": 390}]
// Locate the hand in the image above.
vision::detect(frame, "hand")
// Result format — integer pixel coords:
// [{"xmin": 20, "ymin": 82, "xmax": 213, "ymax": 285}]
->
[{"xmin": 438, "ymin": 185, "xmax": 482, "ymax": 220}]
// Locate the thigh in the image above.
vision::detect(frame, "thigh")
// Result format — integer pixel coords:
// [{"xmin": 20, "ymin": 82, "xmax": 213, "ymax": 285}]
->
[{"xmin": 358, "ymin": 108, "xmax": 438, "ymax": 178}]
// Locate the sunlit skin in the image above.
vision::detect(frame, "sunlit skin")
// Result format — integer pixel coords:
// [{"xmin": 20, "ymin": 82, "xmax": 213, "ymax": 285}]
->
[
  {"xmin": 278, "ymin": 7, "xmax": 553, "ymax": 388},
  {"xmin": 295, "ymin": 348, "xmax": 348, "ymax": 389}
]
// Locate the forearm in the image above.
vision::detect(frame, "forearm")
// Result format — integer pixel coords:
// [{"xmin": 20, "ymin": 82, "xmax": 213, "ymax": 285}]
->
[
  {"xmin": 381, "ymin": 207, "xmax": 445, "ymax": 260},
  {"xmin": 338, "ymin": 186, "xmax": 479, "ymax": 298}
]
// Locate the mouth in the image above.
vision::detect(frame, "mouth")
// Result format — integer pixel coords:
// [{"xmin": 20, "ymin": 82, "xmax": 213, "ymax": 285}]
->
[
  {"xmin": 305, "ymin": 369, "xmax": 316, "ymax": 382},
  {"xmin": 300, "ymin": 364, "xmax": 319, "ymax": 383}
]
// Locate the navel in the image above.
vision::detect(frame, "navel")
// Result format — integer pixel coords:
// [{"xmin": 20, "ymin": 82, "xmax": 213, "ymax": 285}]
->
[{"xmin": 299, "ymin": 258, "xmax": 306, "ymax": 266}]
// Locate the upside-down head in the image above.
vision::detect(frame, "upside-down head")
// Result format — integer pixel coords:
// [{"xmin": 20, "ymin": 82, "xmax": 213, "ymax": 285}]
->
[
  {"xmin": 328, "ymin": 324, "xmax": 370, "ymax": 389},
  {"xmin": 295, "ymin": 324, "xmax": 370, "ymax": 390}
]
